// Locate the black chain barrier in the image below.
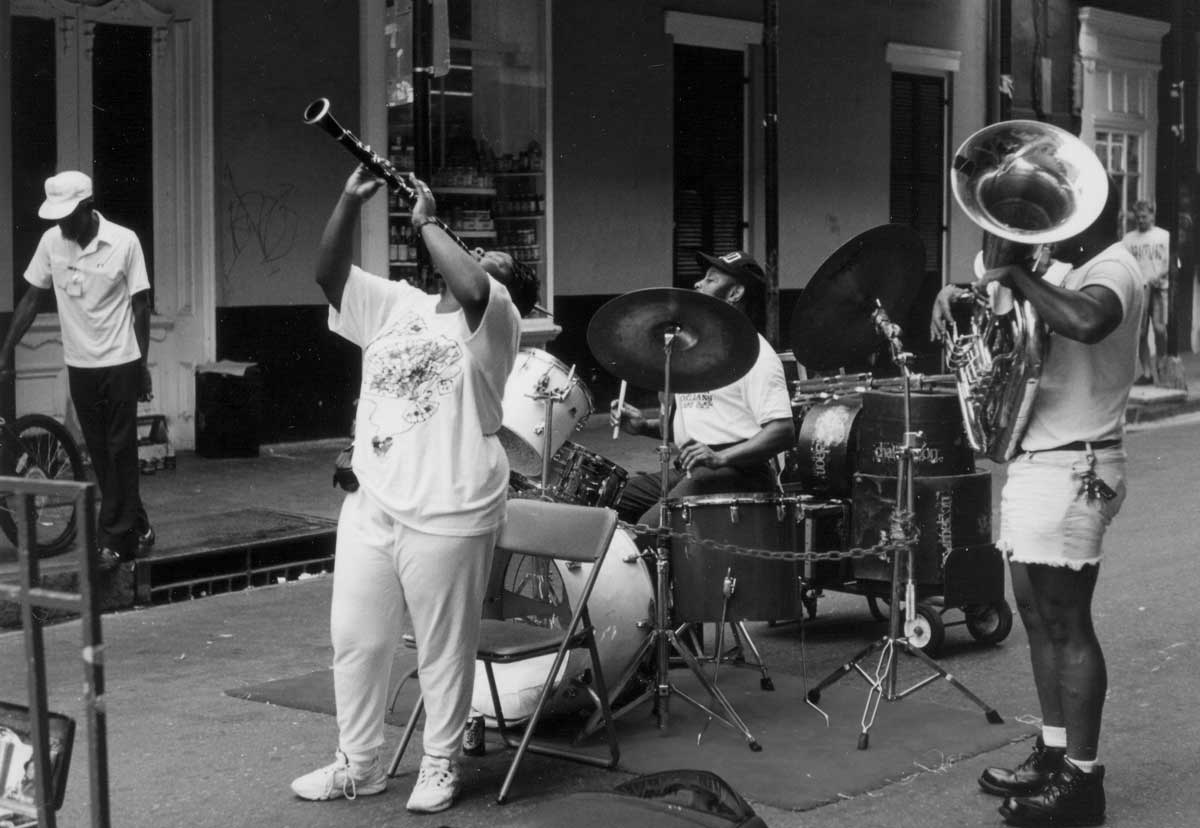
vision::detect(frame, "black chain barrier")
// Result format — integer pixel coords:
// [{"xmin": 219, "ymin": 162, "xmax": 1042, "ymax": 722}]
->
[{"xmin": 616, "ymin": 511, "xmax": 917, "ymax": 565}]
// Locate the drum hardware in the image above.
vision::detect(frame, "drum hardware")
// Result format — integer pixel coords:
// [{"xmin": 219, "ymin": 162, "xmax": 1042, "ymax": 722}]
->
[
  {"xmin": 587, "ymin": 289, "xmax": 763, "ymax": 750},
  {"xmin": 803, "ymin": 299, "xmax": 1003, "ymax": 749}
]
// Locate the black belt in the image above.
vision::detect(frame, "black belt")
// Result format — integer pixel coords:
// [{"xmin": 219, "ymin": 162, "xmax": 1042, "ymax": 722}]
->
[{"xmin": 1026, "ymin": 439, "xmax": 1122, "ymax": 453}]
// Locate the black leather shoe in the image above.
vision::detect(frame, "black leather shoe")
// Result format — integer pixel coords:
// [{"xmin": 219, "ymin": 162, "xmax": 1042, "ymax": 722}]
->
[
  {"xmin": 1000, "ymin": 762, "xmax": 1105, "ymax": 827},
  {"xmin": 97, "ymin": 547, "xmax": 122, "ymax": 573},
  {"xmin": 979, "ymin": 736, "xmax": 1065, "ymax": 797}
]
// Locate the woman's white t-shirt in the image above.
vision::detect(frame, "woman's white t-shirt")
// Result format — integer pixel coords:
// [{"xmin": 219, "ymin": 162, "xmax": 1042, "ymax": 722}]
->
[{"xmin": 329, "ymin": 266, "xmax": 520, "ymax": 535}]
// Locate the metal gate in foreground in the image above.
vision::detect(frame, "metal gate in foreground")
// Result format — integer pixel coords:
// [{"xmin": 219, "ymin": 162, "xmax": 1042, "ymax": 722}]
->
[{"xmin": 0, "ymin": 477, "xmax": 110, "ymax": 828}]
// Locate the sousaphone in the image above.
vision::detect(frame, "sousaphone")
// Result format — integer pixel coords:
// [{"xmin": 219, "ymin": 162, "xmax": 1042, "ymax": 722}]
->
[{"xmin": 945, "ymin": 120, "xmax": 1109, "ymax": 462}]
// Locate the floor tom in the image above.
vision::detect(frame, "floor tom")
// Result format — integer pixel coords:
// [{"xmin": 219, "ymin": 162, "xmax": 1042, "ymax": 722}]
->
[{"xmin": 667, "ymin": 493, "xmax": 799, "ymax": 623}]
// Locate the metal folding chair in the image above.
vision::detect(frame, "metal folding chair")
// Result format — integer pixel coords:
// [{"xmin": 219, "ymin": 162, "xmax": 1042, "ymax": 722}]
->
[{"xmin": 387, "ymin": 499, "xmax": 622, "ymax": 803}]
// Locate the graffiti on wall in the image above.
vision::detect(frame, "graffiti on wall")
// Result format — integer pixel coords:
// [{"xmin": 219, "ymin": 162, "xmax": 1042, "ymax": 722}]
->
[{"xmin": 222, "ymin": 164, "xmax": 300, "ymax": 288}]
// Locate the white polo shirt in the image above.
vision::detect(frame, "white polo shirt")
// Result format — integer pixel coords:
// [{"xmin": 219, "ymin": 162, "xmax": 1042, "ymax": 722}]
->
[{"xmin": 23, "ymin": 212, "xmax": 150, "ymax": 368}]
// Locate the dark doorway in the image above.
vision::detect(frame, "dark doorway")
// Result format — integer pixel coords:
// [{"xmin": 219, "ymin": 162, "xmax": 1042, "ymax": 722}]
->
[
  {"xmin": 674, "ymin": 44, "xmax": 745, "ymax": 289},
  {"xmin": 890, "ymin": 71, "xmax": 947, "ymax": 367}
]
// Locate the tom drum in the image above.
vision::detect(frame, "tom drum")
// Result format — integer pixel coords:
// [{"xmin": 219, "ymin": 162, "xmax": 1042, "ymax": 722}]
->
[{"xmin": 499, "ymin": 349, "xmax": 594, "ymax": 477}]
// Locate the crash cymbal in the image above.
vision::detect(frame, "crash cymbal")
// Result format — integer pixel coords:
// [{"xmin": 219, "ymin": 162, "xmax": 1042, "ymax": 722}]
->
[
  {"xmin": 790, "ymin": 224, "xmax": 925, "ymax": 371},
  {"xmin": 587, "ymin": 287, "xmax": 759, "ymax": 394}
]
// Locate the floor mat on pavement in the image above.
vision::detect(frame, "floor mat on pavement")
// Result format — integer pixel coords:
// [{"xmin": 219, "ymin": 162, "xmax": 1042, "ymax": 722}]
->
[{"xmin": 226, "ymin": 658, "xmax": 1033, "ymax": 812}]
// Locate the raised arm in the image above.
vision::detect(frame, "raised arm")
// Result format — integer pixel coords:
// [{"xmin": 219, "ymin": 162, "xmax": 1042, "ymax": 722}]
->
[
  {"xmin": 979, "ymin": 263, "xmax": 1122, "ymax": 344},
  {"xmin": 408, "ymin": 175, "xmax": 491, "ymax": 331},
  {"xmin": 315, "ymin": 165, "xmax": 385, "ymax": 311}
]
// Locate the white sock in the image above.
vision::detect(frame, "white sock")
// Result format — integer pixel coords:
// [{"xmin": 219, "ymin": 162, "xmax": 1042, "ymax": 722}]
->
[
  {"xmin": 1067, "ymin": 757, "xmax": 1098, "ymax": 774},
  {"xmin": 1042, "ymin": 725, "xmax": 1067, "ymax": 749}
]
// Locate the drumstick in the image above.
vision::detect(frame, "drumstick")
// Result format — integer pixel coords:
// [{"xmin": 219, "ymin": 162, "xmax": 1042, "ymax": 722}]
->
[{"xmin": 612, "ymin": 380, "xmax": 627, "ymax": 440}]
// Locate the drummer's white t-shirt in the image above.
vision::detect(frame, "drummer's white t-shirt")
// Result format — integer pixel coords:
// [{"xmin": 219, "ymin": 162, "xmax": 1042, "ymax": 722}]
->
[
  {"xmin": 672, "ymin": 333, "xmax": 792, "ymax": 446},
  {"xmin": 329, "ymin": 266, "xmax": 520, "ymax": 535}
]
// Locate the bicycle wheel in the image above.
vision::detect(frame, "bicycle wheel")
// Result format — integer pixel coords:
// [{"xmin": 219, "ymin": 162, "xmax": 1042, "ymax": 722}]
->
[{"xmin": 0, "ymin": 413, "xmax": 86, "ymax": 557}]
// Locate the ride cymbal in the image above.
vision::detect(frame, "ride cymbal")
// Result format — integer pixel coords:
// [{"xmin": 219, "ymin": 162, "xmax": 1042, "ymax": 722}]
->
[
  {"xmin": 587, "ymin": 287, "xmax": 759, "ymax": 394},
  {"xmin": 790, "ymin": 224, "xmax": 925, "ymax": 372}
]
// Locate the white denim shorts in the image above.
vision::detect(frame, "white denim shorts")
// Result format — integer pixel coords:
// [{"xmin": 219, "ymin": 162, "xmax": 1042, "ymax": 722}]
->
[{"xmin": 997, "ymin": 445, "xmax": 1127, "ymax": 570}]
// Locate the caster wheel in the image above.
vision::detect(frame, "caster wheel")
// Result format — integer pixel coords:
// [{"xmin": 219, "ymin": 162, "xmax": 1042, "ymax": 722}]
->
[
  {"xmin": 906, "ymin": 603, "xmax": 946, "ymax": 656},
  {"xmin": 966, "ymin": 600, "xmax": 1014, "ymax": 646}
]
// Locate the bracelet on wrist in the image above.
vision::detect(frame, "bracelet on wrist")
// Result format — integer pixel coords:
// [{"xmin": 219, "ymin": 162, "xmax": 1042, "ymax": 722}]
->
[{"xmin": 412, "ymin": 216, "xmax": 437, "ymax": 233}]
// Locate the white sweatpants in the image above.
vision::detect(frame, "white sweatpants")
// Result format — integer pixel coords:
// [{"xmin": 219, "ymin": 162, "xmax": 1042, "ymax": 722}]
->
[{"xmin": 330, "ymin": 489, "xmax": 497, "ymax": 764}]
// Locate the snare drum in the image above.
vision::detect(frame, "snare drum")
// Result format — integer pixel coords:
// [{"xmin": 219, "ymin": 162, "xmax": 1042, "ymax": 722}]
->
[
  {"xmin": 474, "ymin": 528, "xmax": 653, "ymax": 723},
  {"xmin": 498, "ymin": 349, "xmax": 594, "ymax": 477},
  {"xmin": 545, "ymin": 441, "xmax": 629, "ymax": 508},
  {"xmin": 668, "ymin": 493, "xmax": 800, "ymax": 623}
]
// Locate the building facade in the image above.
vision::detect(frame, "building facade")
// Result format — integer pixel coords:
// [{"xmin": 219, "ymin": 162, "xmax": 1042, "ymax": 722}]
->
[{"xmin": 1, "ymin": 0, "xmax": 1195, "ymax": 448}]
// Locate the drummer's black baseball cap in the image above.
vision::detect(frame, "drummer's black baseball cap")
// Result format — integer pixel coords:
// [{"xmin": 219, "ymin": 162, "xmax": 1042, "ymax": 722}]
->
[{"xmin": 695, "ymin": 250, "xmax": 766, "ymax": 286}]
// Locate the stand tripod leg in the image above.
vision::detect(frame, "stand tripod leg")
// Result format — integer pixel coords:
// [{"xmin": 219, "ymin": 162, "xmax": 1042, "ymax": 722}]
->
[
  {"xmin": 805, "ymin": 636, "xmax": 888, "ymax": 704},
  {"xmin": 899, "ymin": 643, "xmax": 1004, "ymax": 723},
  {"xmin": 665, "ymin": 627, "xmax": 762, "ymax": 751},
  {"xmin": 731, "ymin": 621, "xmax": 774, "ymax": 691}
]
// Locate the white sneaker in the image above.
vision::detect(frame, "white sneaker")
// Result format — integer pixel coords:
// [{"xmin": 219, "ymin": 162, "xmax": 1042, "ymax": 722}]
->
[
  {"xmin": 405, "ymin": 754, "xmax": 461, "ymax": 813},
  {"xmin": 290, "ymin": 750, "xmax": 387, "ymax": 801}
]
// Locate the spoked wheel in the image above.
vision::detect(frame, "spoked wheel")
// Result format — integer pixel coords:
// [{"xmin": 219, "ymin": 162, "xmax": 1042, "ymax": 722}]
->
[
  {"xmin": 965, "ymin": 600, "xmax": 1014, "ymax": 646},
  {"xmin": 0, "ymin": 414, "xmax": 87, "ymax": 558}
]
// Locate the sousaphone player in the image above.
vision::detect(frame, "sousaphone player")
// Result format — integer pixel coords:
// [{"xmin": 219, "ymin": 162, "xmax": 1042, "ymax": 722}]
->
[{"xmin": 932, "ymin": 122, "xmax": 1143, "ymax": 828}]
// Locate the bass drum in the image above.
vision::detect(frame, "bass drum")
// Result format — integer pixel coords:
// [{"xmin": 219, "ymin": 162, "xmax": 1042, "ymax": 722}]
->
[
  {"xmin": 498, "ymin": 349, "xmax": 594, "ymax": 477},
  {"xmin": 781, "ymin": 396, "xmax": 862, "ymax": 497},
  {"xmin": 473, "ymin": 528, "xmax": 652, "ymax": 724}
]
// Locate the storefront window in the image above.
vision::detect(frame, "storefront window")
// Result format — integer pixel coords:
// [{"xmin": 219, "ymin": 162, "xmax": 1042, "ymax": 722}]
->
[{"xmin": 384, "ymin": 0, "xmax": 547, "ymax": 298}]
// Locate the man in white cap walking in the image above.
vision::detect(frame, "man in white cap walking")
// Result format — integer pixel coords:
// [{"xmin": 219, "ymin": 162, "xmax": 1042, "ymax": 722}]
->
[{"xmin": 0, "ymin": 171, "xmax": 154, "ymax": 571}]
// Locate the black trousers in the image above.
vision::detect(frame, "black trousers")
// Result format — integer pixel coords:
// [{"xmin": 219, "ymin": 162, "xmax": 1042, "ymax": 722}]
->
[{"xmin": 69, "ymin": 360, "xmax": 149, "ymax": 556}]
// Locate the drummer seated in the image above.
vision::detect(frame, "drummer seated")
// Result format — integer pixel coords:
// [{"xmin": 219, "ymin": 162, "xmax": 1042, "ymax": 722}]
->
[{"xmin": 609, "ymin": 250, "xmax": 795, "ymax": 530}]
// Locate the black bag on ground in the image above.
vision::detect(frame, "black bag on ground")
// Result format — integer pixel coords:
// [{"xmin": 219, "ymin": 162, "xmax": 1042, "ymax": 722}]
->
[{"xmin": 521, "ymin": 770, "xmax": 768, "ymax": 828}]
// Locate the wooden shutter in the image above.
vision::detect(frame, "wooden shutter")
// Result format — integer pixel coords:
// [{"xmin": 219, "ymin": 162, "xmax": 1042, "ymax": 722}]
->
[{"xmin": 674, "ymin": 44, "xmax": 744, "ymax": 288}]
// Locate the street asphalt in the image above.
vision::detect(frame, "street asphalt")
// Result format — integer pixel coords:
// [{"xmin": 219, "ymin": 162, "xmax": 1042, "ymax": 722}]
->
[{"xmin": 2, "ymin": 354, "xmax": 1199, "ymax": 827}]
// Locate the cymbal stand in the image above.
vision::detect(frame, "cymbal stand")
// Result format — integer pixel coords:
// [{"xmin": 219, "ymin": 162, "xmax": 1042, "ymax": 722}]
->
[
  {"xmin": 805, "ymin": 302, "xmax": 1002, "ymax": 749},
  {"xmin": 614, "ymin": 326, "xmax": 762, "ymax": 751},
  {"xmin": 529, "ymin": 364, "xmax": 576, "ymax": 496}
]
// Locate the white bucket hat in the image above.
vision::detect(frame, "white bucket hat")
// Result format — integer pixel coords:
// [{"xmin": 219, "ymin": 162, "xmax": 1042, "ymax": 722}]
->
[{"xmin": 39, "ymin": 171, "xmax": 93, "ymax": 220}]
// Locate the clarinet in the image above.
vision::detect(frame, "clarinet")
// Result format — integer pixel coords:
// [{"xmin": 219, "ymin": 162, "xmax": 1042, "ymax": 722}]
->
[
  {"xmin": 304, "ymin": 97, "xmax": 550, "ymax": 317},
  {"xmin": 303, "ymin": 97, "xmax": 466, "ymax": 254}
]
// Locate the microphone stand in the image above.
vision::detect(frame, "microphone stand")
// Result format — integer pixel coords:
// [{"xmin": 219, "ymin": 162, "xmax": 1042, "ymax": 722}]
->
[{"xmin": 804, "ymin": 301, "xmax": 1002, "ymax": 749}]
